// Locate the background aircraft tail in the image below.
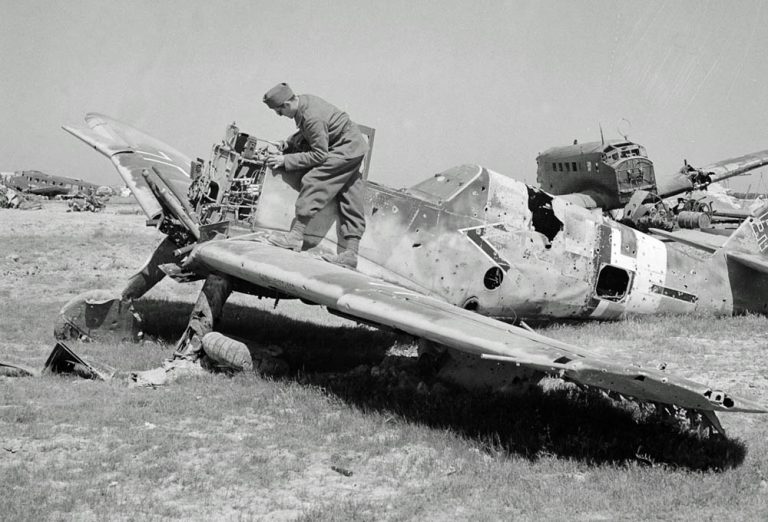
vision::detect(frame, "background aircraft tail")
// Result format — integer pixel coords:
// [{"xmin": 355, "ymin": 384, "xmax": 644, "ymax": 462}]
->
[
  {"xmin": 718, "ymin": 201, "xmax": 768, "ymax": 271},
  {"xmin": 713, "ymin": 202, "xmax": 768, "ymax": 314}
]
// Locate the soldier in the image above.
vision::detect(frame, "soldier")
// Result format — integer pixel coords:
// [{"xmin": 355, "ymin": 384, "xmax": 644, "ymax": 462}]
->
[{"xmin": 263, "ymin": 83, "xmax": 368, "ymax": 269}]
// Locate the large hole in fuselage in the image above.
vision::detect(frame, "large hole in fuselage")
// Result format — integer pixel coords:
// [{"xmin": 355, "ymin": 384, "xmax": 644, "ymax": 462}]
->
[
  {"xmin": 595, "ymin": 265, "xmax": 632, "ymax": 301},
  {"xmin": 525, "ymin": 186, "xmax": 563, "ymax": 244}
]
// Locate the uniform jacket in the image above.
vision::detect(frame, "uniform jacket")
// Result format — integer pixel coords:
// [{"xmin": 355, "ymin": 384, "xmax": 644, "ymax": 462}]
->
[{"xmin": 283, "ymin": 94, "xmax": 368, "ymax": 172}]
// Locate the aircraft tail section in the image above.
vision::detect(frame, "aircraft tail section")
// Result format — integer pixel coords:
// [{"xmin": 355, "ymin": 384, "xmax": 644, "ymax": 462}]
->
[
  {"xmin": 719, "ymin": 202, "xmax": 768, "ymax": 269},
  {"xmin": 714, "ymin": 202, "xmax": 768, "ymax": 313}
]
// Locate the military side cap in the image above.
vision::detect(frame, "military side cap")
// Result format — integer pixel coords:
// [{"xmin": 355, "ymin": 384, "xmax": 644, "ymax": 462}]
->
[{"xmin": 263, "ymin": 82, "xmax": 294, "ymax": 108}]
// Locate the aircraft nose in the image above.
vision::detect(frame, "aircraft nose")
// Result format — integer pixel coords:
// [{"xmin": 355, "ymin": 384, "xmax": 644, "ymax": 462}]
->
[{"xmin": 615, "ymin": 157, "xmax": 655, "ymax": 188}]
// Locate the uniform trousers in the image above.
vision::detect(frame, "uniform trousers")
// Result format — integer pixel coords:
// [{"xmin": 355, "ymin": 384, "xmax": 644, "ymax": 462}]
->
[{"xmin": 294, "ymin": 155, "xmax": 366, "ymax": 239}]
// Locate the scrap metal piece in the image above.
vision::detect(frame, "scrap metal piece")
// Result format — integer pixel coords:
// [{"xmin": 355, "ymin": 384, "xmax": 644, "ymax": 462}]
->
[
  {"xmin": 331, "ymin": 466, "xmax": 354, "ymax": 477},
  {"xmin": 199, "ymin": 220, "xmax": 231, "ymax": 242},
  {"xmin": 130, "ymin": 358, "xmax": 207, "ymax": 387},
  {"xmin": 55, "ymin": 290, "xmax": 141, "ymax": 342},
  {"xmin": 67, "ymin": 193, "xmax": 106, "ymax": 212},
  {"xmin": 0, "ymin": 361, "xmax": 38, "ymax": 378},
  {"xmin": 43, "ymin": 342, "xmax": 116, "ymax": 380},
  {"xmin": 158, "ymin": 262, "xmax": 205, "ymax": 283}
]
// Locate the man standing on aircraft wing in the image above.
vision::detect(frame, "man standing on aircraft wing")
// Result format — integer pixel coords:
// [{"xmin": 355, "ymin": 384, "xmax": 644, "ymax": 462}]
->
[{"xmin": 263, "ymin": 82, "xmax": 368, "ymax": 269}]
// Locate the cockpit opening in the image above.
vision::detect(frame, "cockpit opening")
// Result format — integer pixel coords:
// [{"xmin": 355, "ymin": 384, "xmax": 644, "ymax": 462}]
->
[{"xmin": 602, "ymin": 143, "xmax": 647, "ymax": 166}]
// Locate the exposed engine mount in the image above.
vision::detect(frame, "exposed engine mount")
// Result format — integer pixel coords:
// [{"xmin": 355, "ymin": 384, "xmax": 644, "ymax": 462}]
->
[{"xmin": 187, "ymin": 122, "xmax": 273, "ymax": 230}]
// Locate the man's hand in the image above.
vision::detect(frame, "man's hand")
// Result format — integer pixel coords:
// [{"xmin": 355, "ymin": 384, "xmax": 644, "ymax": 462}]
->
[
  {"xmin": 266, "ymin": 154, "xmax": 285, "ymax": 169},
  {"xmin": 263, "ymin": 139, "xmax": 287, "ymax": 152}
]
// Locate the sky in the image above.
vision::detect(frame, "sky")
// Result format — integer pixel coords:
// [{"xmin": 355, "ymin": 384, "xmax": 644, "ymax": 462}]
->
[{"xmin": 2, "ymin": 0, "xmax": 768, "ymax": 192}]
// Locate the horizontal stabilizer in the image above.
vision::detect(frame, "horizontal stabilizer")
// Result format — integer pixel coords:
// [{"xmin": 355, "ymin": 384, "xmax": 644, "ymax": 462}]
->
[
  {"xmin": 726, "ymin": 251, "xmax": 768, "ymax": 274},
  {"xmin": 648, "ymin": 228, "xmax": 723, "ymax": 253},
  {"xmin": 719, "ymin": 203, "xmax": 768, "ymax": 257}
]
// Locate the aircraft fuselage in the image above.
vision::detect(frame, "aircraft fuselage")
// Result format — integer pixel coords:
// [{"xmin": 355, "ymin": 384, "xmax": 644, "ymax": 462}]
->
[
  {"xmin": 173, "ymin": 129, "xmax": 768, "ymax": 322},
  {"xmin": 234, "ymin": 162, "xmax": 759, "ymax": 322},
  {"xmin": 356, "ymin": 165, "xmax": 743, "ymax": 321}
]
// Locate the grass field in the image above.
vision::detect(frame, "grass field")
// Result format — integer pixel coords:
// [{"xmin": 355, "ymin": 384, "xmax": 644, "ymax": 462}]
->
[{"xmin": 1, "ymin": 201, "xmax": 767, "ymax": 521}]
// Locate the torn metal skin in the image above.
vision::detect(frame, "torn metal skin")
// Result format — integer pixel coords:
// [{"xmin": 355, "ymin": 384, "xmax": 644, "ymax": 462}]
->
[
  {"xmin": 54, "ymin": 290, "xmax": 142, "ymax": 342},
  {"xmin": 44, "ymin": 342, "xmax": 116, "ymax": 380}
]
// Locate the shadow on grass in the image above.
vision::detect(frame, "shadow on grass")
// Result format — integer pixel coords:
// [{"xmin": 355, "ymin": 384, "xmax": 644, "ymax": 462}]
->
[
  {"xmin": 319, "ymin": 371, "xmax": 746, "ymax": 472},
  {"xmin": 134, "ymin": 297, "xmax": 746, "ymax": 472}
]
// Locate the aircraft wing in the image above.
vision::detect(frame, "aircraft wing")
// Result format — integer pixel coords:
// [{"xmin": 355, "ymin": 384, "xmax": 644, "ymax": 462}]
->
[
  {"xmin": 62, "ymin": 113, "xmax": 192, "ymax": 219},
  {"xmin": 700, "ymin": 149, "xmax": 768, "ymax": 180},
  {"xmin": 659, "ymin": 149, "xmax": 768, "ymax": 198},
  {"xmin": 187, "ymin": 238, "xmax": 765, "ymax": 414}
]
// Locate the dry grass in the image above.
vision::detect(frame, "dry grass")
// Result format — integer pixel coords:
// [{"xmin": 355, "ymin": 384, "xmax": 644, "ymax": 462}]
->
[{"xmin": 1, "ymin": 202, "xmax": 768, "ymax": 521}]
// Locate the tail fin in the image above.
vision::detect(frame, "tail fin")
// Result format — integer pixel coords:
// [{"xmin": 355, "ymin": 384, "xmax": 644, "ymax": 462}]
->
[{"xmin": 719, "ymin": 202, "xmax": 768, "ymax": 274}]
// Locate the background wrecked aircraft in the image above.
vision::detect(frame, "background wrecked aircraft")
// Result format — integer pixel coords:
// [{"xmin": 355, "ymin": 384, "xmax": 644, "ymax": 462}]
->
[
  {"xmin": 0, "ymin": 183, "xmax": 42, "ymax": 210},
  {"xmin": 537, "ymin": 138, "xmax": 768, "ymax": 232}
]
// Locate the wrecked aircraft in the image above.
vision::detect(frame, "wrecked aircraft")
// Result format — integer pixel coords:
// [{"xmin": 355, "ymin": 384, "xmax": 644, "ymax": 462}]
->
[
  {"xmin": 0, "ymin": 183, "xmax": 42, "ymax": 210},
  {"xmin": 56, "ymin": 113, "xmax": 766, "ymax": 434},
  {"xmin": 7, "ymin": 170, "xmax": 99, "ymax": 198},
  {"xmin": 537, "ymin": 139, "xmax": 768, "ymax": 231},
  {"xmin": 66, "ymin": 192, "xmax": 106, "ymax": 212}
]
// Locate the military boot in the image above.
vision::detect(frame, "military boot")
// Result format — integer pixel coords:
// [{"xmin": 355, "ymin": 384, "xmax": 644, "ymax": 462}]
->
[
  {"xmin": 268, "ymin": 217, "xmax": 309, "ymax": 251},
  {"xmin": 322, "ymin": 237, "xmax": 360, "ymax": 269}
]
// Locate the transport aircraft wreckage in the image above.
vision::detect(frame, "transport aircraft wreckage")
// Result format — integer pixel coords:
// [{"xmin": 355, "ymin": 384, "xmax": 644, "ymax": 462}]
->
[
  {"xmin": 26, "ymin": 113, "xmax": 768, "ymax": 436},
  {"xmin": 537, "ymin": 135, "xmax": 768, "ymax": 232}
]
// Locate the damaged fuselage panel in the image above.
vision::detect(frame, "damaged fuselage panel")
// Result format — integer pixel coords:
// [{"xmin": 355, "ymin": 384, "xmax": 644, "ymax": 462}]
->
[{"xmin": 359, "ymin": 165, "xmax": 741, "ymax": 322}]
